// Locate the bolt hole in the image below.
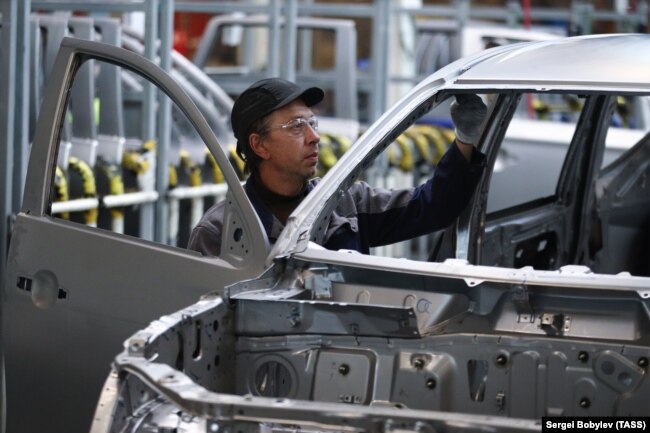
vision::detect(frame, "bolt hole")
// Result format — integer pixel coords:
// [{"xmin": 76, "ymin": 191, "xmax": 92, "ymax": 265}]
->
[
  {"xmin": 495, "ymin": 354, "xmax": 508, "ymax": 366},
  {"xmin": 618, "ymin": 372, "xmax": 632, "ymax": 387},
  {"xmin": 601, "ymin": 360, "xmax": 615, "ymax": 375},
  {"xmin": 413, "ymin": 358, "xmax": 425, "ymax": 369},
  {"xmin": 578, "ymin": 351, "xmax": 589, "ymax": 363}
]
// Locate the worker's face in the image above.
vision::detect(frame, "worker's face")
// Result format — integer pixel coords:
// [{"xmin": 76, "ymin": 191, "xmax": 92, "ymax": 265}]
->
[{"xmin": 252, "ymin": 99, "xmax": 320, "ymax": 184}]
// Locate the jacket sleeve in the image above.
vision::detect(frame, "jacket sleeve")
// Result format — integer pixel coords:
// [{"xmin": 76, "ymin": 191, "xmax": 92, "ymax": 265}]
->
[
  {"xmin": 187, "ymin": 203, "xmax": 225, "ymax": 258},
  {"xmin": 187, "ymin": 224, "xmax": 222, "ymax": 257},
  {"xmin": 353, "ymin": 143, "xmax": 485, "ymax": 247}
]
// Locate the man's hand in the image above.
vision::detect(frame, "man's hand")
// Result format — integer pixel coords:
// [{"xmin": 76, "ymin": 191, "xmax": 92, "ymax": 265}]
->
[{"xmin": 451, "ymin": 94, "xmax": 487, "ymax": 146}]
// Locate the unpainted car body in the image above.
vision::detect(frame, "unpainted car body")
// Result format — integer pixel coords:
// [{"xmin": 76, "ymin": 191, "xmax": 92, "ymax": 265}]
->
[
  {"xmin": 97, "ymin": 34, "xmax": 650, "ymax": 432},
  {"xmin": 4, "ymin": 34, "xmax": 650, "ymax": 433}
]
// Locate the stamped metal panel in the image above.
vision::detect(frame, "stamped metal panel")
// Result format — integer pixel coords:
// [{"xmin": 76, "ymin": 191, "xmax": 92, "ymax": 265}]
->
[
  {"xmin": 233, "ymin": 297, "xmax": 420, "ymax": 338},
  {"xmin": 455, "ymin": 34, "xmax": 650, "ymax": 91},
  {"xmin": 91, "ymin": 294, "xmax": 543, "ymax": 433},
  {"xmin": 4, "ymin": 38, "xmax": 267, "ymax": 433},
  {"xmin": 90, "ymin": 282, "xmax": 649, "ymax": 431}
]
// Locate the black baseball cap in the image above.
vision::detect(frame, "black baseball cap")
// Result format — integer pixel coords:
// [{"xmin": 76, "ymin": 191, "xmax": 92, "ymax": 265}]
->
[{"xmin": 232, "ymin": 78, "xmax": 324, "ymax": 158}]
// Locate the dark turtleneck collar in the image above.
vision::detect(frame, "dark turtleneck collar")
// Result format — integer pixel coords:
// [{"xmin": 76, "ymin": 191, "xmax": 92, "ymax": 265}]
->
[{"xmin": 249, "ymin": 171, "xmax": 308, "ymax": 224}]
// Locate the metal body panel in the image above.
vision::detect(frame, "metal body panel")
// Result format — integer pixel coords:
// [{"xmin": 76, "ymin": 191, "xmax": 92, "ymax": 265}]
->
[
  {"xmin": 6, "ymin": 33, "xmax": 650, "ymax": 433},
  {"xmin": 93, "ymin": 262, "xmax": 649, "ymax": 432},
  {"xmin": 456, "ymin": 34, "xmax": 650, "ymax": 89},
  {"xmin": 4, "ymin": 38, "xmax": 268, "ymax": 433},
  {"xmin": 291, "ymin": 247, "xmax": 650, "ymax": 294}
]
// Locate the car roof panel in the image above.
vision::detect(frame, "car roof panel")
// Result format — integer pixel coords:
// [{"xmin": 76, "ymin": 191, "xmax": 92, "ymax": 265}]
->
[{"xmin": 455, "ymin": 34, "xmax": 650, "ymax": 91}]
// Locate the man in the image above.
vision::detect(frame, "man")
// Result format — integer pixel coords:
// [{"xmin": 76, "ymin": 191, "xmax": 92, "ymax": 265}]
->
[{"xmin": 188, "ymin": 77, "xmax": 486, "ymax": 256}]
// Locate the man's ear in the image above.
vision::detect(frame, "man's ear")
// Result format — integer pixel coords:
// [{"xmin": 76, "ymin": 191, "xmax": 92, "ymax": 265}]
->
[{"xmin": 249, "ymin": 133, "xmax": 271, "ymax": 160}]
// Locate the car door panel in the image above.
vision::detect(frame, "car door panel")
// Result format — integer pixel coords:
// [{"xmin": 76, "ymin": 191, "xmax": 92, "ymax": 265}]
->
[
  {"xmin": 5, "ymin": 214, "xmax": 254, "ymax": 432},
  {"xmin": 4, "ymin": 38, "xmax": 266, "ymax": 433}
]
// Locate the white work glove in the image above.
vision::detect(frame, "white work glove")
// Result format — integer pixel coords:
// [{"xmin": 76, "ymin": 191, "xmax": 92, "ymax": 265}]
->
[{"xmin": 450, "ymin": 94, "xmax": 487, "ymax": 145}]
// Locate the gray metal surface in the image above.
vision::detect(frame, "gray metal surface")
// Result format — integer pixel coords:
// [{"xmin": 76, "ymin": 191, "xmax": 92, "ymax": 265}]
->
[
  {"xmin": 154, "ymin": 0, "xmax": 174, "ymax": 243},
  {"xmin": 94, "ymin": 18, "xmax": 124, "ymax": 138},
  {"xmin": 12, "ymin": 1, "xmax": 31, "ymax": 214},
  {"xmin": 93, "ymin": 293, "xmax": 545, "ymax": 433},
  {"xmin": 0, "ymin": 2, "xmax": 18, "ymax": 282},
  {"xmin": 4, "ymin": 37, "xmax": 268, "ymax": 433},
  {"xmin": 1, "ymin": 5, "xmax": 21, "ymax": 433},
  {"xmin": 92, "ymin": 257, "xmax": 649, "ymax": 431},
  {"xmin": 456, "ymin": 34, "xmax": 650, "ymax": 90}
]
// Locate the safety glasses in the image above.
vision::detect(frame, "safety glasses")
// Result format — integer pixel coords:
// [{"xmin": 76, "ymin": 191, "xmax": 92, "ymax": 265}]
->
[{"xmin": 268, "ymin": 116, "xmax": 319, "ymax": 137}]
